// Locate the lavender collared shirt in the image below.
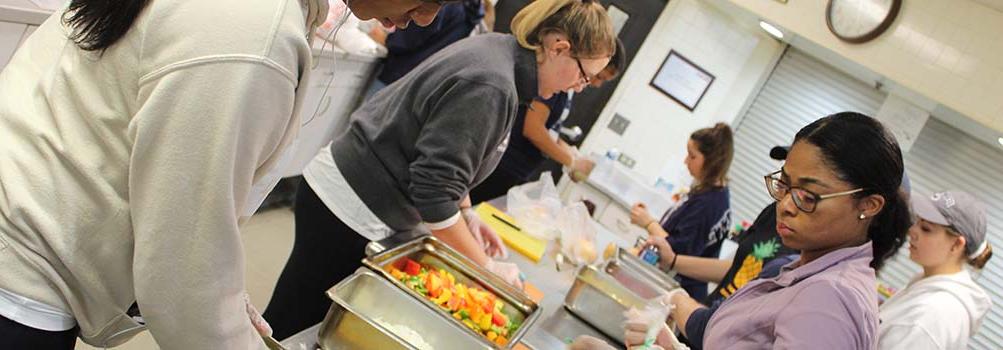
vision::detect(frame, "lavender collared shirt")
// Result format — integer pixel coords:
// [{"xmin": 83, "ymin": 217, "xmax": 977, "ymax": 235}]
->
[{"xmin": 703, "ymin": 241, "xmax": 878, "ymax": 349}]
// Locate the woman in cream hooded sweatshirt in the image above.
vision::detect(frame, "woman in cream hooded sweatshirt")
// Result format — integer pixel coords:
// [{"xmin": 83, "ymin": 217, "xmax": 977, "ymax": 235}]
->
[
  {"xmin": 0, "ymin": 0, "xmax": 445, "ymax": 348},
  {"xmin": 878, "ymin": 190, "xmax": 993, "ymax": 349}
]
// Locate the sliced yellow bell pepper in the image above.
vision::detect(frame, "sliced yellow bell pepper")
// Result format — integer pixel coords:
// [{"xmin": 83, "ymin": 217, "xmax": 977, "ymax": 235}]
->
[
  {"xmin": 479, "ymin": 313, "xmax": 492, "ymax": 331},
  {"xmin": 432, "ymin": 288, "xmax": 452, "ymax": 305}
]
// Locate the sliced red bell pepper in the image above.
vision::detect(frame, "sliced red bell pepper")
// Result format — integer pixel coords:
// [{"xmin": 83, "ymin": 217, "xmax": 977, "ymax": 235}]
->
[
  {"xmin": 492, "ymin": 310, "xmax": 506, "ymax": 327},
  {"xmin": 403, "ymin": 259, "xmax": 421, "ymax": 276}
]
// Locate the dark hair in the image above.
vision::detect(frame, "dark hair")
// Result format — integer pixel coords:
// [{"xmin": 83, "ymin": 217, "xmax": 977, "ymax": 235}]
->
[
  {"xmin": 690, "ymin": 123, "xmax": 733, "ymax": 193},
  {"xmin": 62, "ymin": 0, "xmax": 152, "ymax": 51},
  {"xmin": 793, "ymin": 112, "xmax": 909, "ymax": 271}
]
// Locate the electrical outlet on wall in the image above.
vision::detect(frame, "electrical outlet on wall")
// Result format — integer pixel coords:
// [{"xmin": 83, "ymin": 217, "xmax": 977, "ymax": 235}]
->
[
  {"xmin": 617, "ymin": 153, "xmax": 636, "ymax": 169},
  {"xmin": 607, "ymin": 113, "xmax": 630, "ymax": 135}
]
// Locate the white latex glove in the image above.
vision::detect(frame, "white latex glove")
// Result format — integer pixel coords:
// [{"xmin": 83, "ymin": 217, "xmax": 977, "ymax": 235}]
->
[
  {"xmin": 244, "ymin": 293, "xmax": 272, "ymax": 337},
  {"xmin": 485, "ymin": 259, "xmax": 524, "ymax": 289},
  {"xmin": 569, "ymin": 335, "xmax": 618, "ymax": 350},
  {"xmin": 623, "ymin": 290, "xmax": 688, "ymax": 350},
  {"xmin": 569, "ymin": 156, "xmax": 595, "ymax": 183},
  {"xmin": 463, "ymin": 208, "xmax": 508, "ymax": 259}
]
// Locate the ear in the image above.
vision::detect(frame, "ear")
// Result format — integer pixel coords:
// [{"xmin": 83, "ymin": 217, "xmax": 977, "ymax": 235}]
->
[
  {"xmin": 541, "ymin": 32, "xmax": 571, "ymax": 58},
  {"xmin": 858, "ymin": 194, "xmax": 886, "ymax": 219},
  {"xmin": 953, "ymin": 235, "xmax": 968, "ymax": 254}
]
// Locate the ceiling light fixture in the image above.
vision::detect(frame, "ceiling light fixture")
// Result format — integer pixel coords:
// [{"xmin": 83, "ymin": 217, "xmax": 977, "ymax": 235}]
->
[{"xmin": 760, "ymin": 21, "xmax": 784, "ymax": 40}]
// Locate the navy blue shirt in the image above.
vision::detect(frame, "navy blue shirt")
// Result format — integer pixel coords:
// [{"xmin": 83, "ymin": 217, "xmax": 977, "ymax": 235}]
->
[
  {"xmin": 378, "ymin": 0, "xmax": 482, "ymax": 85},
  {"xmin": 493, "ymin": 92, "xmax": 569, "ymax": 181},
  {"xmin": 661, "ymin": 187, "xmax": 731, "ymax": 300}
]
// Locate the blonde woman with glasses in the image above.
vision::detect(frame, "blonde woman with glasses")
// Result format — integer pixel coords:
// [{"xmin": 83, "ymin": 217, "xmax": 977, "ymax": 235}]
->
[{"xmin": 264, "ymin": 0, "xmax": 617, "ymax": 338}]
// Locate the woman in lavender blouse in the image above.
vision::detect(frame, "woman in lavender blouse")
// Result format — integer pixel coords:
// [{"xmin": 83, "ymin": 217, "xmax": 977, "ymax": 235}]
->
[{"xmin": 659, "ymin": 112, "xmax": 912, "ymax": 349}]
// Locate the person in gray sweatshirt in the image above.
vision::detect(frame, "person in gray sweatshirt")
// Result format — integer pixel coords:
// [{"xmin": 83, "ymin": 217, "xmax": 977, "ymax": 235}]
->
[{"xmin": 263, "ymin": 0, "xmax": 618, "ymax": 339}]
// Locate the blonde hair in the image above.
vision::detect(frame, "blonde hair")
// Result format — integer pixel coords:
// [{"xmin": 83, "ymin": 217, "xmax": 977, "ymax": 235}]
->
[{"xmin": 510, "ymin": 0, "xmax": 616, "ymax": 59}]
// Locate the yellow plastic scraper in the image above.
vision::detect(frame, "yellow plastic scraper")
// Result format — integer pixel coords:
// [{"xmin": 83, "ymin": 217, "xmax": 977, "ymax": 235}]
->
[{"xmin": 474, "ymin": 203, "xmax": 547, "ymax": 263}]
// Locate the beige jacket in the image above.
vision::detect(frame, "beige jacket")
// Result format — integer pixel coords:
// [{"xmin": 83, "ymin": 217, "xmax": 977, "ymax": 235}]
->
[{"xmin": 0, "ymin": 0, "xmax": 324, "ymax": 347}]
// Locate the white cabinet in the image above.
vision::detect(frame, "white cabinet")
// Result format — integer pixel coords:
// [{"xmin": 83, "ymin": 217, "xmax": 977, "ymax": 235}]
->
[
  {"xmin": 280, "ymin": 51, "xmax": 381, "ymax": 178},
  {"xmin": 561, "ymin": 172, "xmax": 670, "ymax": 243},
  {"xmin": 561, "ymin": 179, "xmax": 649, "ymax": 244},
  {"xmin": 596, "ymin": 200, "xmax": 648, "ymax": 244},
  {"xmin": 0, "ymin": 20, "xmax": 26, "ymax": 69},
  {"xmin": 563, "ymin": 180, "xmax": 612, "ymax": 214}
]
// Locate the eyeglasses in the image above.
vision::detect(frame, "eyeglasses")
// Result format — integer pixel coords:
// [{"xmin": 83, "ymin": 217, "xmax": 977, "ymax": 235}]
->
[
  {"xmin": 575, "ymin": 58, "xmax": 592, "ymax": 85},
  {"xmin": 764, "ymin": 170, "xmax": 865, "ymax": 213}
]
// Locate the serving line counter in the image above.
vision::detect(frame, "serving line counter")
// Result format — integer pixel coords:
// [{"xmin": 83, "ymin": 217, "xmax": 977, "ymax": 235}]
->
[{"xmin": 278, "ymin": 197, "xmax": 672, "ymax": 350}]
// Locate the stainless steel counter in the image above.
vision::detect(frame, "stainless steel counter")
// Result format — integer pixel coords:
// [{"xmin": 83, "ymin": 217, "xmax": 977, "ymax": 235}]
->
[{"xmin": 280, "ymin": 198, "xmax": 630, "ymax": 350}]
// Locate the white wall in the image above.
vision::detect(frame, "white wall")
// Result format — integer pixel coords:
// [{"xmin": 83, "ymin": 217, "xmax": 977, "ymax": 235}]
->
[
  {"xmin": 726, "ymin": 0, "xmax": 1003, "ymax": 134},
  {"xmin": 580, "ymin": 0, "xmax": 784, "ymax": 185}
]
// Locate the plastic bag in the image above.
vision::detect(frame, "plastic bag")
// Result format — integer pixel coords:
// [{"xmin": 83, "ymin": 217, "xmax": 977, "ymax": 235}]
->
[
  {"xmin": 624, "ymin": 293, "xmax": 689, "ymax": 350},
  {"xmin": 506, "ymin": 172, "xmax": 562, "ymax": 240},
  {"xmin": 558, "ymin": 202, "xmax": 598, "ymax": 265}
]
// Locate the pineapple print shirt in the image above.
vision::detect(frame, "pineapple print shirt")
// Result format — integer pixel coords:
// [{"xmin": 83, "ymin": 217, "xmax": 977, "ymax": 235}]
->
[{"xmin": 707, "ymin": 203, "xmax": 797, "ymax": 305}]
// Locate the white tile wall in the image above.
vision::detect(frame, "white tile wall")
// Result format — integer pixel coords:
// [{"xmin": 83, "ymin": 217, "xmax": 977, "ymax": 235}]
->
[
  {"xmin": 728, "ymin": 0, "xmax": 1003, "ymax": 133},
  {"xmin": 578, "ymin": 0, "xmax": 784, "ymax": 185}
]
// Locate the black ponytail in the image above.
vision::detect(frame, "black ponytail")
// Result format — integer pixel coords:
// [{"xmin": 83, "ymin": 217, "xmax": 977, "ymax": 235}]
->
[
  {"xmin": 869, "ymin": 190, "xmax": 910, "ymax": 270},
  {"xmin": 63, "ymin": 0, "xmax": 152, "ymax": 51},
  {"xmin": 794, "ymin": 112, "xmax": 909, "ymax": 271}
]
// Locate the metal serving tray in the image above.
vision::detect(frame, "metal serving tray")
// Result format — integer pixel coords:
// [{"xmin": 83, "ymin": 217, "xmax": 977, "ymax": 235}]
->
[
  {"xmin": 361, "ymin": 235, "xmax": 541, "ymax": 349},
  {"xmin": 603, "ymin": 247, "xmax": 678, "ymax": 299},
  {"xmin": 318, "ymin": 269, "xmax": 478, "ymax": 349},
  {"xmin": 563, "ymin": 248, "xmax": 679, "ymax": 343}
]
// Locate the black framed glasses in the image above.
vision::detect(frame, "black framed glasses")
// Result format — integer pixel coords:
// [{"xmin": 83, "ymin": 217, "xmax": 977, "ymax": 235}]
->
[
  {"xmin": 575, "ymin": 58, "xmax": 592, "ymax": 85},
  {"xmin": 764, "ymin": 170, "xmax": 864, "ymax": 213}
]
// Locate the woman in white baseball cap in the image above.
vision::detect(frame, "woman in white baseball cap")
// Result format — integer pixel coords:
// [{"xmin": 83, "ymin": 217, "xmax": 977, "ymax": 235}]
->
[{"xmin": 878, "ymin": 190, "xmax": 993, "ymax": 350}]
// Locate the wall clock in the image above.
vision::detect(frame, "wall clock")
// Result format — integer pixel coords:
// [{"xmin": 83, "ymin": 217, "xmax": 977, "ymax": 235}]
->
[{"xmin": 826, "ymin": 0, "xmax": 902, "ymax": 43}]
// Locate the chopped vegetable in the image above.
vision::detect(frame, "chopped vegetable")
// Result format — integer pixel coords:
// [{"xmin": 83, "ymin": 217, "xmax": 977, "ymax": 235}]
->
[
  {"xmin": 404, "ymin": 259, "xmax": 422, "ymax": 276},
  {"xmin": 388, "ymin": 260, "xmax": 520, "ymax": 345},
  {"xmin": 492, "ymin": 310, "xmax": 506, "ymax": 327},
  {"xmin": 479, "ymin": 313, "xmax": 492, "ymax": 331}
]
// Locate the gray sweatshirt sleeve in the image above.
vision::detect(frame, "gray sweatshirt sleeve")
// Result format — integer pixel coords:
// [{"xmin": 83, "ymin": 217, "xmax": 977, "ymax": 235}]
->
[{"xmin": 408, "ymin": 78, "xmax": 514, "ymax": 223}]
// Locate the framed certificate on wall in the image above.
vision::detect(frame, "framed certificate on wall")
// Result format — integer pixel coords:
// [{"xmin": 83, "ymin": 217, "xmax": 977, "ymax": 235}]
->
[{"xmin": 650, "ymin": 51, "xmax": 715, "ymax": 111}]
